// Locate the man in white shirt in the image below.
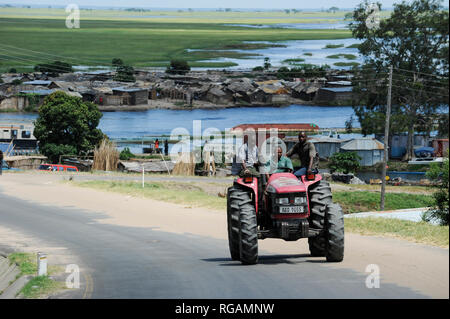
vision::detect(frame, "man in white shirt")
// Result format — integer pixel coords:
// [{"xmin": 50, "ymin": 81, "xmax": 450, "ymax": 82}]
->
[{"xmin": 237, "ymin": 134, "xmax": 261, "ymax": 177}]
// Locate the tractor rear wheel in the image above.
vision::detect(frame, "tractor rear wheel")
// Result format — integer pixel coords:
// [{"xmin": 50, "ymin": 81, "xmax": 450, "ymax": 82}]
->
[
  {"xmin": 308, "ymin": 180, "xmax": 333, "ymax": 257},
  {"xmin": 227, "ymin": 186, "xmax": 242, "ymax": 260},
  {"xmin": 324, "ymin": 203, "xmax": 345, "ymax": 262}
]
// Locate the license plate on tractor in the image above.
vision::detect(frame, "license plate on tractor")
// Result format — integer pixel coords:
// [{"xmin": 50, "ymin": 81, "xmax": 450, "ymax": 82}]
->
[{"xmin": 279, "ymin": 206, "xmax": 304, "ymax": 213}]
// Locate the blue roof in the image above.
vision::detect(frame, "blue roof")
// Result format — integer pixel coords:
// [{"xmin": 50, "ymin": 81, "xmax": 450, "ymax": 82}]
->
[
  {"xmin": 321, "ymin": 87, "xmax": 353, "ymax": 93},
  {"xmin": 0, "ymin": 143, "xmax": 11, "ymax": 153},
  {"xmin": 112, "ymin": 87, "xmax": 147, "ymax": 93}
]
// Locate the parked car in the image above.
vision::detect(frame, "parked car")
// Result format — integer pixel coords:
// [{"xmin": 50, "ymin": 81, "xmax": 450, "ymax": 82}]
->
[
  {"xmin": 1, "ymin": 160, "xmax": 21, "ymax": 172},
  {"xmin": 38, "ymin": 164, "xmax": 79, "ymax": 172}
]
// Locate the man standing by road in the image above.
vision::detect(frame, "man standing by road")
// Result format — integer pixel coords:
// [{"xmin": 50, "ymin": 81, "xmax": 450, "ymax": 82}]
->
[{"xmin": 286, "ymin": 132, "xmax": 319, "ymax": 178}]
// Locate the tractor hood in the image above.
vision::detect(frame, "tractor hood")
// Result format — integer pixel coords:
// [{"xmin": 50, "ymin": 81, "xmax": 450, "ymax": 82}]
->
[{"xmin": 266, "ymin": 173, "xmax": 306, "ymax": 194}]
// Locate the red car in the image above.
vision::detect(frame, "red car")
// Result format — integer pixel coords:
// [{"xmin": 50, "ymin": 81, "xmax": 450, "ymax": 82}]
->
[{"xmin": 38, "ymin": 164, "xmax": 79, "ymax": 172}]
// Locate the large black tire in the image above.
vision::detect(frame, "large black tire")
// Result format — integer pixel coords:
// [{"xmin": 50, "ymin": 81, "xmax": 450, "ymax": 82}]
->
[
  {"xmin": 324, "ymin": 203, "xmax": 345, "ymax": 262},
  {"xmin": 236, "ymin": 192, "xmax": 258, "ymax": 265},
  {"xmin": 227, "ymin": 187, "xmax": 242, "ymax": 260},
  {"xmin": 308, "ymin": 180, "xmax": 333, "ymax": 257}
]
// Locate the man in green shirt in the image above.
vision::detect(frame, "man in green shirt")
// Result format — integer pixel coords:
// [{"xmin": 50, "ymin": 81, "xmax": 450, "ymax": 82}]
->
[{"xmin": 264, "ymin": 146, "xmax": 294, "ymax": 178}]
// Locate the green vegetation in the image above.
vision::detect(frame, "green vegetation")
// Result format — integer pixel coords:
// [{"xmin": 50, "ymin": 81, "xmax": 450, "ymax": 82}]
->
[
  {"xmin": 113, "ymin": 64, "xmax": 135, "ymax": 82},
  {"xmin": 334, "ymin": 62, "xmax": 360, "ymax": 67},
  {"xmin": 0, "ymin": 15, "xmax": 352, "ymax": 70},
  {"xmin": 34, "ymin": 61, "xmax": 73, "ymax": 74},
  {"xmin": 423, "ymin": 154, "xmax": 449, "ymax": 225},
  {"xmin": 303, "ymin": 52, "xmax": 313, "ymax": 56},
  {"xmin": 20, "ymin": 276, "xmax": 66, "ymax": 299},
  {"xmin": 282, "ymin": 58, "xmax": 306, "ymax": 64},
  {"xmin": 166, "ymin": 60, "xmax": 191, "ymax": 75},
  {"xmin": 119, "ymin": 147, "xmax": 134, "ymax": 160},
  {"xmin": 74, "ymin": 180, "xmax": 226, "ymax": 210},
  {"xmin": 345, "ymin": 217, "xmax": 449, "ymax": 247},
  {"xmin": 333, "ymin": 191, "xmax": 433, "ymax": 214},
  {"xmin": 326, "ymin": 53, "xmax": 357, "ymax": 60},
  {"xmin": 329, "ymin": 151, "xmax": 361, "ymax": 174},
  {"xmin": 277, "ymin": 64, "xmax": 330, "ymax": 80},
  {"xmin": 34, "ymin": 91, "xmax": 104, "ymax": 163},
  {"xmin": 346, "ymin": 43, "xmax": 360, "ymax": 49},
  {"xmin": 7, "ymin": 252, "xmax": 65, "ymax": 298},
  {"xmin": 324, "ymin": 43, "xmax": 345, "ymax": 49}
]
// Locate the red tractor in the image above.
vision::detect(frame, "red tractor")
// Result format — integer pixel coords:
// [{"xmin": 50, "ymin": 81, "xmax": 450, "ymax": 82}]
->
[{"xmin": 227, "ymin": 171, "xmax": 344, "ymax": 264}]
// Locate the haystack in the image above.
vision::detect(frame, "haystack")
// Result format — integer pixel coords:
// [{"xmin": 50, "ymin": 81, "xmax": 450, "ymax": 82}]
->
[{"xmin": 93, "ymin": 139, "xmax": 120, "ymax": 171}]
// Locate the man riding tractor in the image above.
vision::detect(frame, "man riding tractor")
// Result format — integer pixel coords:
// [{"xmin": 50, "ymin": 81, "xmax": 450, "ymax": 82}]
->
[{"xmin": 227, "ymin": 134, "xmax": 344, "ymax": 265}]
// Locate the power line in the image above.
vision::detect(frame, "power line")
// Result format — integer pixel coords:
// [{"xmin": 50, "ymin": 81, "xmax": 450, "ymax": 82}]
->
[{"xmin": 392, "ymin": 67, "xmax": 449, "ymax": 79}]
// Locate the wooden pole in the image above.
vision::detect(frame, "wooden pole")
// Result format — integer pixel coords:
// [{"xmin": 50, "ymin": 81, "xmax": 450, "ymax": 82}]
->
[{"xmin": 381, "ymin": 65, "xmax": 393, "ymax": 211}]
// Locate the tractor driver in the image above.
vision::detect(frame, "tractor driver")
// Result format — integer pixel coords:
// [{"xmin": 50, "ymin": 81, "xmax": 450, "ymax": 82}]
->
[
  {"xmin": 264, "ymin": 146, "xmax": 294, "ymax": 179},
  {"xmin": 286, "ymin": 131, "xmax": 319, "ymax": 178}
]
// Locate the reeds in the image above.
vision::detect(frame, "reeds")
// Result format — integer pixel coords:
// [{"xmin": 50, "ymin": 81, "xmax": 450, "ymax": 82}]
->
[
  {"xmin": 93, "ymin": 138, "xmax": 120, "ymax": 171},
  {"xmin": 172, "ymin": 152, "xmax": 196, "ymax": 176}
]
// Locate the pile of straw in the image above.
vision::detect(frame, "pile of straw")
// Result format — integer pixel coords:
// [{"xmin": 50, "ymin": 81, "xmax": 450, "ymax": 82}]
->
[
  {"xmin": 93, "ymin": 139, "xmax": 120, "ymax": 171},
  {"xmin": 172, "ymin": 152, "xmax": 196, "ymax": 176}
]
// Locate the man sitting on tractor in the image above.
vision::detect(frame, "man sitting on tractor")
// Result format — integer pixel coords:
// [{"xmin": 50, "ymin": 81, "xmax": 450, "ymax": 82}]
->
[
  {"xmin": 237, "ymin": 134, "xmax": 261, "ymax": 177},
  {"xmin": 264, "ymin": 146, "xmax": 294, "ymax": 179},
  {"xmin": 286, "ymin": 131, "xmax": 319, "ymax": 178}
]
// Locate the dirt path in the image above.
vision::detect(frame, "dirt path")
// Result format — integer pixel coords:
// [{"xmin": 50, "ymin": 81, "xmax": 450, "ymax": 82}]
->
[{"xmin": 0, "ymin": 173, "xmax": 448, "ymax": 298}]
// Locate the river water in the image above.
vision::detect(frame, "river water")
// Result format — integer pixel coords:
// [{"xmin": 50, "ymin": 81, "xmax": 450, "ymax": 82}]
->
[{"xmin": 0, "ymin": 104, "xmax": 357, "ymax": 137}]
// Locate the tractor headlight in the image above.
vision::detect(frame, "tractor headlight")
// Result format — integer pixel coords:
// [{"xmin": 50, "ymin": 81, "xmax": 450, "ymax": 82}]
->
[
  {"xmin": 276, "ymin": 198, "xmax": 289, "ymax": 205},
  {"xmin": 294, "ymin": 197, "xmax": 307, "ymax": 204}
]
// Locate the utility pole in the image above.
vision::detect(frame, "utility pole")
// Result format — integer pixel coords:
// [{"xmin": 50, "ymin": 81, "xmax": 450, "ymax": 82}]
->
[{"xmin": 380, "ymin": 65, "xmax": 393, "ymax": 211}]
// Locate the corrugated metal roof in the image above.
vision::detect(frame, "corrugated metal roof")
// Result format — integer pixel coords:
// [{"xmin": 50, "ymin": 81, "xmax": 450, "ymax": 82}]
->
[
  {"xmin": 22, "ymin": 80, "xmax": 52, "ymax": 86},
  {"xmin": 320, "ymin": 87, "xmax": 353, "ymax": 93},
  {"xmin": 19, "ymin": 89, "xmax": 54, "ymax": 95},
  {"xmin": 341, "ymin": 138, "xmax": 384, "ymax": 150},
  {"xmin": 112, "ymin": 87, "xmax": 148, "ymax": 93},
  {"xmin": 232, "ymin": 123, "xmax": 320, "ymax": 132}
]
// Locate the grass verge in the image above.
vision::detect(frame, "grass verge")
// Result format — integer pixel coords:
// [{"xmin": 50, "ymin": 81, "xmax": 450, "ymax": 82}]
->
[
  {"xmin": 20, "ymin": 276, "xmax": 66, "ymax": 299},
  {"xmin": 7, "ymin": 252, "xmax": 65, "ymax": 298},
  {"xmin": 333, "ymin": 191, "xmax": 433, "ymax": 214},
  {"xmin": 345, "ymin": 217, "xmax": 449, "ymax": 247},
  {"xmin": 73, "ymin": 180, "xmax": 227, "ymax": 210}
]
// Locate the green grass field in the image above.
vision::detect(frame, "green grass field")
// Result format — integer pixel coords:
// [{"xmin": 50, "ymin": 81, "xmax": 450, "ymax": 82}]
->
[{"xmin": 0, "ymin": 8, "xmax": 356, "ymax": 71}]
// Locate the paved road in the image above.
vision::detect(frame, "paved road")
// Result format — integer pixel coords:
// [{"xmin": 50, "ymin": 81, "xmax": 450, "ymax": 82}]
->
[{"xmin": 0, "ymin": 192, "xmax": 427, "ymax": 299}]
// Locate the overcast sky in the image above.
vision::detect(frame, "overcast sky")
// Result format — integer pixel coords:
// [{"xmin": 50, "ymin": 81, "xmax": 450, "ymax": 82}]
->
[{"xmin": 0, "ymin": 0, "xmax": 408, "ymax": 9}]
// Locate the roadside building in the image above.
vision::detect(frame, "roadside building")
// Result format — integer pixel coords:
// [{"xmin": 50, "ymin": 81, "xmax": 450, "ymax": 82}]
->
[{"xmin": 340, "ymin": 138, "xmax": 384, "ymax": 167}]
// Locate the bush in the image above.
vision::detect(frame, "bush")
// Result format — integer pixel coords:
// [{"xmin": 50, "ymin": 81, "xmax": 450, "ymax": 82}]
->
[
  {"xmin": 329, "ymin": 152, "xmax": 361, "ymax": 174},
  {"xmin": 422, "ymin": 152, "xmax": 449, "ymax": 225},
  {"xmin": 252, "ymin": 66, "xmax": 264, "ymax": 71},
  {"xmin": 34, "ymin": 61, "xmax": 73, "ymax": 74},
  {"xmin": 112, "ymin": 58, "xmax": 124, "ymax": 67},
  {"xmin": 166, "ymin": 60, "xmax": 190, "ymax": 75},
  {"xmin": 114, "ymin": 65, "xmax": 135, "ymax": 82},
  {"xmin": 119, "ymin": 147, "xmax": 134, "ymax": 160}
]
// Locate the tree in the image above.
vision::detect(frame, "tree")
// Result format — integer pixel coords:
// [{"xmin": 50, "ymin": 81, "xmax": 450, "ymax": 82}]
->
[
  {"xmin": 329, "ymin": 152, "xmax": 362, "ymax": 174},
  {"xmin": 112, "ymin": 58, "xmax": 124, "ymax": 67},
  {"xmin": 166, "ymin": 60, "xmax": 191, "ymax": 75},
  {"xmin": 34, "ymin": 91, "xmax": 104, "ymax": 163},
  {"xmin": 422, "ymin": 151, "xmax": 449, "ymax": 225},
  {"xmin": 345, "ymin": 115, "xmax": 354, "ymax": 133},
  {"xmin": 350, "ymin": 0, "xmax": 449, "ymax": 160},
  {"xmin": 329, "ymin": 6, "xmax": 339, "ymax": 13},
  {"xmin": 284, "ymin": 9, "xmax": 291, "ymax": 14},
  {"xmin": 114, "ymin": 65, "xmax": 135, "ymax": 82},
  {"xmin": 263, "ymin": 57, "xmax": 271, "ymax": 70}
]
